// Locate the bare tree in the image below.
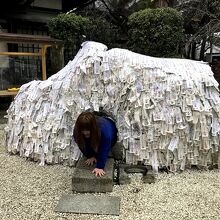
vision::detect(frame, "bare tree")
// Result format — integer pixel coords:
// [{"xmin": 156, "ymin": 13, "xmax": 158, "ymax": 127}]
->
[
  {"xmin": 176, "ymin": 0, "xmax": 220, "ymax": 60},
  {"xmin": 94, "ymin": 0, "xmax": 155, "ymax": 27}
]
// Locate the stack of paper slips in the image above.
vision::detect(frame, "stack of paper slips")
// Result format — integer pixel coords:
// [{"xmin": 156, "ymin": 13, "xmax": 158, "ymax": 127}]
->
[{"xmin": 5, "ymin": 41, "xmax": 220, "ymax": 172}]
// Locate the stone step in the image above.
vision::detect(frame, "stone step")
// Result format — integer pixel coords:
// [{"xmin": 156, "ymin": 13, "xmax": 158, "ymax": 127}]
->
[
  {"xmin": 55, "ymin": 194, "xmax": 120, "ymax": 215},
  {"xmin": 72, "ymin": 157, "xmax": 114, "ymax": 193}
]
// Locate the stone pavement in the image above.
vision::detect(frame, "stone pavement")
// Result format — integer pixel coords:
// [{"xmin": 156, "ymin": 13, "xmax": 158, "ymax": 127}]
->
[
  {"xmin": 56, "ymin": 157, "xmax": 121, "ymax": 216},
  {"xmin": 55, "ymin": 194, "xmax": 120, "ymax": 215}
]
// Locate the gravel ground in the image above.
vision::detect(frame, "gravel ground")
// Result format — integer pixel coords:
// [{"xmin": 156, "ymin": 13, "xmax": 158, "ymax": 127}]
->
[{"xmin": 1, "ymin": 126, "xmax": 220, "ymax": 220}]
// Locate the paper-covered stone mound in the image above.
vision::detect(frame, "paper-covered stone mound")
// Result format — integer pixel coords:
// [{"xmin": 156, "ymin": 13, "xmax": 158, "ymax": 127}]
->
[{"xmin": 5, "ymin": 41, "xmax": 220, "ymax": 172}]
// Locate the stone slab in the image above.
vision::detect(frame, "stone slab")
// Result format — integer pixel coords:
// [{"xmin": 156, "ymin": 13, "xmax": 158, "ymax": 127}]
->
[
  {"xmin": 72, "ymin": 157, "xmax": 114, "ymax": 193},
  {"xmin": 55, "ymin": 194, "xmax": 120, "ymax": 216}
]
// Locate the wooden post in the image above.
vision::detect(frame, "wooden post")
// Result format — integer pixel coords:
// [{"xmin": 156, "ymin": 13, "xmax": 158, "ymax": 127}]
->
[
  {"xmin": 41, "ymin": 45, "xmax": 47, "ymax": 80},
  {"xmin": 41, "ymin": 44, "xmax": 52, "ymax": 80}
]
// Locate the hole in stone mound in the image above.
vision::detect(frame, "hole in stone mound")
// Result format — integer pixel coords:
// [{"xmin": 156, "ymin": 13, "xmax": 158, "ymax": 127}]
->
[{"xmin": 124, "ymin": 166, "xmax": 147, "ymax": 174}]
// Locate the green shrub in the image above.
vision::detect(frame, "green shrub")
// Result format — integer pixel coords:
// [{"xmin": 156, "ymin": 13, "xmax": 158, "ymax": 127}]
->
[
  {"xmin": 48, "ymin": 13, "xmax": 90, "ymax": 51},
  {"xmin": 86, "ymin": 16, "xmax": 121, "ymax": 49},
  {"xmin": 128, "ymin": 8, "xmax": 184, "ymax": 57},
  {"xmin": 48, "ymin": 13, "xmax": 121, "ymax": 61}
]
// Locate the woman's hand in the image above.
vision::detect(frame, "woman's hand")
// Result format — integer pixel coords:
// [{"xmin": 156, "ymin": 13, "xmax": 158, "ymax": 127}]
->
[
  {"xmin": 85, "ymin": 157, "xmax": 97, "ymax": 166},
  {"xmin": 92, "ymin": 168, "xmax": 106, "ymax": 177}
]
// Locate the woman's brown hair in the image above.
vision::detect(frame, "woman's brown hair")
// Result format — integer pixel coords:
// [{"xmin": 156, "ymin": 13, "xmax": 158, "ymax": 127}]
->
[{"xmin": 74, "ymin": 112, "xmax": 100, "ymax": 152}]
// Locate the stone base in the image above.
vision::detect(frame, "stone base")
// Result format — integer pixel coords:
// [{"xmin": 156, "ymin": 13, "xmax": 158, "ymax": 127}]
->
[{"xmin": 118, "ymin": 164, "xmax": 156, "ymax": 185}]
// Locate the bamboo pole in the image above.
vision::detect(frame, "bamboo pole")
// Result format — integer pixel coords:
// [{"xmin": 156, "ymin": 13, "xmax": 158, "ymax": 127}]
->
[
  {"xmin": 0, "ymin": 52, "xmax": 41, "ymax": 56},
  {"xmin": 0, "ymin": 44, "xmax": 52, "ymax": 81}
]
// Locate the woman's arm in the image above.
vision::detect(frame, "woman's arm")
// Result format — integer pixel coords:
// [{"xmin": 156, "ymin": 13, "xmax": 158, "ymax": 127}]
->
[
  {"xmin": 95, "ymin": 117, "xmax": 117, "ymax": 170},
  {"xmin": 92, "ymin": 136, "xmax": 111, "ymax": 176},
  {"xmin": 96, "ymin": 136, "xmax": 112, "ymax": 169}
]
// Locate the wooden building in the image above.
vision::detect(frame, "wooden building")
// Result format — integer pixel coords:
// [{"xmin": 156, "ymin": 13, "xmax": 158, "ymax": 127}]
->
[{"xmin": 0, "ymin": 0, "xmax": 71, "ymax": 107}]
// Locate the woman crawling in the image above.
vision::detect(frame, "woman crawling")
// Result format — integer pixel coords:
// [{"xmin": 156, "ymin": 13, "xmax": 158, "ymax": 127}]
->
[{"xmin": 74, "ymin": 111, "xmax": 118, "ymax": 177}]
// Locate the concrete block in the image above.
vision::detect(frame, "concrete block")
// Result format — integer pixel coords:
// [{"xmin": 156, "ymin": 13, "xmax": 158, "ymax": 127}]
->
[
  {"xmin": 142, "ymin": 170, "xmax": 156, "ymax": 184},
  {"xmin": 72, "ymin": 157, "xmax": 114, "ymax": 193},
  {"xmin": 118, "ymin": 164, "xmax": 155, "ymax": 184},
  {"xmin": 55, "ymin": 194, "xmax": 120, "ymax": 215},
  {"xmin": 124, "ymin": 165, "xmax": 147, "ymax": 174},
  {"xmin": 118, "ymin": 164, "xmax": 148, "ymax": 185},
  {"xmin": 119, "ymin": 166, "xmax": 131, "ymax": 185}
]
